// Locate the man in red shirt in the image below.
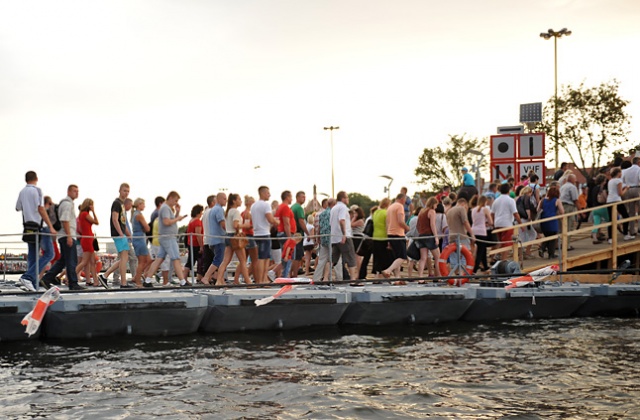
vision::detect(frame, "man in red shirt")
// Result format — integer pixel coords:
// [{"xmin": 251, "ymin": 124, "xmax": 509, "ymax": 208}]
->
[
  {"xmin": 275, "ymin": 190, "xmax": 296, "ymax": 276},
  {"xmin": 435, "ymin": 186, "xmax": 451, "ymax": 203}
]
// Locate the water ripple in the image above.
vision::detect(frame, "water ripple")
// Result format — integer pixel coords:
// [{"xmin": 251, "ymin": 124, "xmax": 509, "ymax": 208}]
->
[{"xmin": 1, "ymin": 318, "xmax": 639, "ymax": 418}]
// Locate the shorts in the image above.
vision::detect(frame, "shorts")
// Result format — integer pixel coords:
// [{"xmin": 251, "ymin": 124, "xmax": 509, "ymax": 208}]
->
[
  {"xmin": 330, "ymin": 238, "xmax": 357, "ymax": 268},
  {"xmin": 246, "ymin": 235, "xmax": 257, "ymax": 249},
  {"xmin": 150, "ymin": 244, "xmax": 170, "ymax": 271},
  {"xmin": 271, "ymin": 248, "xmax": 282, "ymax": 264},
  {"xmin": 497, "ymin": 228, "xmax": 514, "ymax": 246},
  {"xmin": 303, "ymin": 244, "xmax": 314, "ymax": 252},
  {"xmin": 388, "ymin": 235, "xmax": 407, "ymax": 260},
  {"xmin": 224, "ymin": 232, "xmax": 235, "ymax": 247},
  {"xmin": 132, "ymin": 237, "xmax": 149, "ymax": 257},
  {"xmin": 415, "ymin": 236, "xmax": 438, "ymax": 251},
  {"xmin": 372, "ymin": 239, "xmax": 393, "ymax": 273},
  {"xmin": 157, "ymin": 237, "xmax": 181, "ymax": 261},
  {"xmin": 255, "ymin": 235, "xmax": 271, "ymax": 259},
  {"xmin": 113, "ymin": 236, "xmax": 130, "ymax": 253},
  {"xmin": 209, "ymin": 243, "xmax": 225, "ymax": 268},
  {"xmin": 293, "ymin": 240, "xmax": 304, "ymax": 260}
]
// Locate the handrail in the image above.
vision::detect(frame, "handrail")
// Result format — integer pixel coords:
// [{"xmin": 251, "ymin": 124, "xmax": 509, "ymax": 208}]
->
[{"xmin": 489, "ymin": 195, "xmax": 640, "ymax": 270}]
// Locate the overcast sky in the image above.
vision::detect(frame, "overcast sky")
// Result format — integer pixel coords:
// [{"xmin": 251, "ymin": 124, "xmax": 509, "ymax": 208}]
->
[{"xmin": 1, "ymin": 0, "xmax": 639, "ymax": 241}]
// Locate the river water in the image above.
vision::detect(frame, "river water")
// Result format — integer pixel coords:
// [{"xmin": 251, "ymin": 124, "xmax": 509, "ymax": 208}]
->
[{"xmin": 1, "ymin": 318, "xmax": 639, "ymax": 419}]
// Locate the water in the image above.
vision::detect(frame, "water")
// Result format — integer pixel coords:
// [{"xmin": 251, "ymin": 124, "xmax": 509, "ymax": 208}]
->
[{"xmin": 1, "ymin": 318, "xmax": 639, "ymax": 419}]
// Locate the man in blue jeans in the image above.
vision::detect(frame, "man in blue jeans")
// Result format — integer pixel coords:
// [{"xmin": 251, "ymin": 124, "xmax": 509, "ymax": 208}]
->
[{"xmin": 15, "ymin": 171, "xmax": 56, "ymax": 291}]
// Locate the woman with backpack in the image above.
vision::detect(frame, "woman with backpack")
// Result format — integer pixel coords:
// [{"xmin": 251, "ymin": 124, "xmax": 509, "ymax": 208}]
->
[{"xmin": 588, "ymin": 174, "xmax": 609, "ymax": 243}]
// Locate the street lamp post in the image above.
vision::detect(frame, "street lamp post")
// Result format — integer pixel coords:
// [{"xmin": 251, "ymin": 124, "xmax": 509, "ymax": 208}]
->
[
  {"xmin": 380, "ymin": 175, "xmax": 393, "ymax": 199},
  {"xmin": 323, "ymin": 126, "xmax": 340, "ymax": 197},
  {"xmin": 540, "ymin": 27, "xmax": 571, "ymax": 170}
]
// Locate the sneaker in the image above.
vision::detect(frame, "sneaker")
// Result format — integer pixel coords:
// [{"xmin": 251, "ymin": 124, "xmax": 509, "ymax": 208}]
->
[
  {"xmin": 267, "ymin": 270, "xmax": 276, "ymax": 282},
  {"xmin": 19, "ymin": 277, "xmax": 36, "ymax": 292},
  {"xmin": 180, "ymin": 280, "xmax": 192, "ymax": 287},
  {"xmin": 69, "ymin": 283, "xmax": 87, "ymax": 291},
  {"xmin": 170, "ymin": 278, "xmax": 181, "ymax": 285},
  {"xmin": 143, "ymin": 281, "xmax": 154, "ymax": 288},
  {"xmin": 624, "ymin": 234, "xmax": 636, "ymax": 241},
  {"xmin": 163, "ymin": 283, "xmax": 173, "ymax": 288},
  {"xmin": 98, "ymin": 274, "xmax": 109, "ymax": 289},
  {"xmin": 50, "ymin": 276, "xmax": 62, "ymax": 286},
  {"xmin": 40, "ymin": 279, "xmax": 52, "ymax": 290}
]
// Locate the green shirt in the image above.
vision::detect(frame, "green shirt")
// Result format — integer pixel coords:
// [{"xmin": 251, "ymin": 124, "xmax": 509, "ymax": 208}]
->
[
  {"xmin": 291, "ymin": 202, "xmax": 305, "ymax": 233},
  {"xmin": 372, "ymin": 209, "xmax": 388, "ymax": 239}
]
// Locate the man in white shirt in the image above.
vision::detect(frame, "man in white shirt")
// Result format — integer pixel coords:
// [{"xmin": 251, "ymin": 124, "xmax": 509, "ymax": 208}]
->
[
  {"xmin": 622, "ymin": 157, "xmax": 640, "ymax": 235},
  {"xmin": 251, "ymin": 186, "xmax": 278, "ymax": 283},
  {"xmin": 491, "ymin": 183, "xmax": 522, "ymax": 261},
  {"xmin": 330, "ymin": 191, "xmax": 358, "ymax": 281}
]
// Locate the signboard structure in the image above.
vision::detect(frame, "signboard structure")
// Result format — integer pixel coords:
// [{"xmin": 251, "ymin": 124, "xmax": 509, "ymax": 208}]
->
[{"xmin": 490, "ymin": 133, "xmax": 546, "ymax": 185}]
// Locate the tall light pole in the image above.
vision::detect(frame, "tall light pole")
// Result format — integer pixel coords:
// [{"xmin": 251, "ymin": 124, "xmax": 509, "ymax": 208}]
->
[
  {"xmin": 323, "ymin": 126, "xmax": 339, "ymax": 197},
  {"xmin": 380, "ymin": 175, "xmax": 393, "ymax": 199},
  {"xmin": 540, "ymin": 27, "xmax": 571, "ymax": 170}
]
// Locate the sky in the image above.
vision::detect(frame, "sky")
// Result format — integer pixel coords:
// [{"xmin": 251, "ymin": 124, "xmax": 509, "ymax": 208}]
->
[{"xmin": 1, "ymin": 0, "xmax": 639, "ymax": 240}]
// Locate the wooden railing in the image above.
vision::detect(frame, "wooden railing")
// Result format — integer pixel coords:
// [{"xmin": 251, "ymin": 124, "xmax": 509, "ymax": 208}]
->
[{"xmin": 489, "ymin": 195, "xmax": 640, "ymax": 270}]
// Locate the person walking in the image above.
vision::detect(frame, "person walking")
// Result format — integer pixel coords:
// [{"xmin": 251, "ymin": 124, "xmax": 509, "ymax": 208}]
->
[{"xmin": 15, "ymin": 171, "xmax": 56, "ymax": 291}]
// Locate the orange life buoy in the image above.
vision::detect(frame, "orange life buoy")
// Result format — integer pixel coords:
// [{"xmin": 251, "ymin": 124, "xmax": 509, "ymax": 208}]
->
[{"xmin": 437, "ymin": 243, "xmax": 475, "ymax": 286}]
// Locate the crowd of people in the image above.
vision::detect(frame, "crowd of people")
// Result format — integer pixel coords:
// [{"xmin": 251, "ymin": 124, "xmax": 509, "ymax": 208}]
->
[{"xmin": 14, "ymin": 160, "xmax": 640, "ymax": 291}]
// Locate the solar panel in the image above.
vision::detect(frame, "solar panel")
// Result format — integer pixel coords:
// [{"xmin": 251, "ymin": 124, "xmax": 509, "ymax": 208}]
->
[{"xmin": 519, "ymin": 102, "xmax": 542, "ymax": 123}]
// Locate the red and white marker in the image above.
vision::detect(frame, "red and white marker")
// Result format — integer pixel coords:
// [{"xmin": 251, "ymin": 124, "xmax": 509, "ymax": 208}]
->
[
  {"xmin": 504, "ymin": 265, "xmax": 558, "ymax": 290},
  {"xmin": 254, "ymin": 277, "xmax": 314, "ymax": 306}
]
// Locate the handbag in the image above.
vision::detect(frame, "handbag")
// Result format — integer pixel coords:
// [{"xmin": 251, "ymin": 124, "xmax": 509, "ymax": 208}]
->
[
  {"xmin": 93, "ymin": 237, "xmax": 100, "ymax": 252},
  {"xmin": 407, "ymin": 240, "xmax": 420, "ymax": 261},
  {"xmin": 22, "ymin": 221, "xmax": 41, "ymax": 244},
  {"xmin": 363, "ymin": 219, "xmax": 374, "ymax": 238},
  {"xmin": 230, "ymin": 229, "xmax": 248, "ymax": 250}
]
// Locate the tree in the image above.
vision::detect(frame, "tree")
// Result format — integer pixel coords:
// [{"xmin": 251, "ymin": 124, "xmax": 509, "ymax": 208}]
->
[
  {"xmin": 538, "ymin": 79, "xmax": 631, "ymax": 179},
  {"xmin": 348, "ymin": 193, "xmax": 379, "ymax": 217},
  {"xmin": 414, "ymin": 134, "xmax": 488, "ymax": 191}
]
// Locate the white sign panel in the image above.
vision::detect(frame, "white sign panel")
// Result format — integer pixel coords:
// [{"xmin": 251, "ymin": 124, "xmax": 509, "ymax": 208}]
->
[
  {"xmin": 518, "ymin": 134, "xmax": 545, "ymax": 159},
  {"xmin": 490, "ymin": 135, "xmax": 516, "ymax": 160},
  {"xmin": 490, "ymin": 162, "xmax": 515, "ymax": 182},
  {"xmin": 518, "ymin": 161, "xmax": 546, "ymax": 186}
]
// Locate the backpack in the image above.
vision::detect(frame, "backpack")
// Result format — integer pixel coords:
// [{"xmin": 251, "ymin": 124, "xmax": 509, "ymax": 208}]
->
[
  {"xmin": 529, "ymin": 195, "xmax": 538, "ymax": 220},
  {"xmin": 516, "ymin": 196, "xmax": 529, "ymax": 219},
  {"xmin": 51, "ymin": 198, "xmax": 70, "ymax": 231}
]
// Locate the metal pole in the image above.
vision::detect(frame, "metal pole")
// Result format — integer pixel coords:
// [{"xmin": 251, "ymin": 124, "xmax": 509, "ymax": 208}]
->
[
  {"xmin": 35, "ymin": 231, "xmax": 40, "ymax": 286},
  {"xmin": 188, "ymin": 233, "xmax": 194, "ymax": 283},
  {"xmin": 554, "ymin": 35, "xmax": 559, "ymax": 170},
  {"xmin": 331, "ymin": 130, "xmax": 335, "ymax": 198}
]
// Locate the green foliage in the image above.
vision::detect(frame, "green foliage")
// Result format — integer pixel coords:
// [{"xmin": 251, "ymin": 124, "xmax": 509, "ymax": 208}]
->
[
  {"xmin": 537, "ymin": 79, "xmax": 631, "ymax": 178},
  {"xmin": 348, "ymin": 193, "xmax": 379, "ymax": 217},
  {"xmin": 414, "ymin": 134, "xmax": 488, "ymax": 190}
]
